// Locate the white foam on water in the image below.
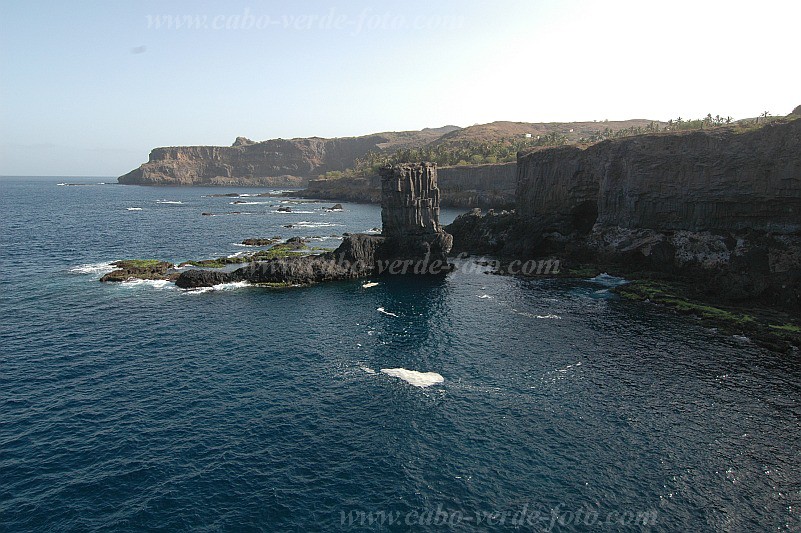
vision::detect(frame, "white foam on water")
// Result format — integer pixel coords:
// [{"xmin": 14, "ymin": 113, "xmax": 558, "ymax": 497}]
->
[
  {"xmin": 557, "ymin": 361, "xmax": 582, "ymax": 373},
  {"xmin": 732, "ymin": 335, "xmax": 750, "ymax": 342},
  {"xmin": 478, "ymin": 294, "xmax": 492, "ymax": 299},
  {"xmin": 588, "ymin": 273, "xmax": 628, "ymax": 287},
  {"xmin": 212, "ymin": 281, "xmax": 251, "ymax": 291},
  {"xmin": 69, "ymin": 262, "xmax": 117, "ymax": 275},
  {"xmin": 536, "ymin": 314, "xmax": 562, "ymax": 319},
  {"xmin": 181, "ymin": 281, "xmax": 252, "ymax": 294},
  {"xmin": 377, "ymin": 307, "xmax": 398, "ymax": 317},
  {"xmin": 381, "ymin": 368, "xmax": 445, "ymax": 388},
  {"xmin": 127, "ymin": 207, "xmax": 143, "ymax": 211},
  {"xmin": 362, "ymin": 281, "xmax": 379, "ymax": 288},
  {"xmin": 360, "ymin": 366, "xmax": 376, "ymax": 375},
  {"xmin": 120, "ymin": 278, "xmax": 174, "ymax": 289},
  {"xmin": 293, "ymin": 221, "xmax": 341, "ymax": 228},
  {"xmin": 181, "ymin": 281, "xmax": 251, "ymax": 295},
  {"xmin": 156, "ymin": 200, "xmax": 183, "ymax": 204},
  {"xmin": 182, "ymin": 286, "xmax": 214, "ymax": 295}
]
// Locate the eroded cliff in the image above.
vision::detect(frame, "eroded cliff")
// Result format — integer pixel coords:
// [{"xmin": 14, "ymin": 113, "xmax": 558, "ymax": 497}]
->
[{"xmin": 119, "ymin": 135, "xmax": 395, "ymax": 186}]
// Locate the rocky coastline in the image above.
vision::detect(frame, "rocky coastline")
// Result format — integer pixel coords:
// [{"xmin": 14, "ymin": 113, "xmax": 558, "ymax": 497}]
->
[
  {"xmin": 104, "ymin": 163, "xmax": 454, "ymax": 290},
  {"xmin": 446, "ymin": 108, "xmax": 801, "ymax": 351},
  {"xmin": 107, "ymin": 109, "xmax": 800, "ymax": 351}
]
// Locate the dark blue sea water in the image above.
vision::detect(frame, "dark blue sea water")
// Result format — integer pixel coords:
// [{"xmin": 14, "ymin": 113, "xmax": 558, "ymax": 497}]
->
[{"xmin": 1, "ymin": 176, "xmax": 799, "ymax": 532}]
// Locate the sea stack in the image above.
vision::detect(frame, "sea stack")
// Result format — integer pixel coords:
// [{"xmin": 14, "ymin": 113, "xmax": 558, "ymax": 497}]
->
[
  {"xmin": 378, "ymin": 163, "xmax": 453, "ymax": 264},
  {"xmin": 175, "ymin": 163, "xmax": 454, "ymax": 288}
]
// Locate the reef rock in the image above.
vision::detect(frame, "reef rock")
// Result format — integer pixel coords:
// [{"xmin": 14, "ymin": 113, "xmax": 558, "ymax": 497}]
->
[{"xmin": 99, "ymin": 260, "xmax": 176, "ymax": 282}]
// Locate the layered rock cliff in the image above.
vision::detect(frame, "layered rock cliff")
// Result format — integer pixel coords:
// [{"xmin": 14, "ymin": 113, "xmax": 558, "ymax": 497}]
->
[
  {"xmin": 513, "ymin": 119, "xmax": 801, "ymax": 234},
  {"xmin": 448, "ymin": 113, "xmax": 801, "ymax": 310},
  {"xmin": 118, "ymin": 135, "xmax": 394, "ymax": 186}
]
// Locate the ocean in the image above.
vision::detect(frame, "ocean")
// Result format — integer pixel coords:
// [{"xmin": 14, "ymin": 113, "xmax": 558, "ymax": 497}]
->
[{"xmin": 1, "ymin": 176, "xmax": 799, "ymax": 531}]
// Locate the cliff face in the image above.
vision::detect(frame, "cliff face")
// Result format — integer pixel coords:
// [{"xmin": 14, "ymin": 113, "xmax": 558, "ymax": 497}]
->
[
  {"xmin": 296, "ymin": 162, "xmax": 517, "ymax": 208},
  {"xmin": 438, "ymin": 163, "xmax": 516, "ymax": 208},
  {"xmin": 594, "ymin": 124, "xmax": 801, "ymax": 233},
  {"xmin": 449, "ymin": 116, "xmax": 801, "ymax": 310},
  {"xmin": 515, "ymin": 120, "xmax": 801, "ymax": 234},
  {"xmin": 120, "ymin": 134, "xmax": 401, "ymax": 186}
]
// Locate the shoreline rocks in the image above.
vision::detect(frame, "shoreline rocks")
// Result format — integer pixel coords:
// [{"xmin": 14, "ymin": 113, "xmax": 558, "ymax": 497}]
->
[
  {"xmin": 172, "ymin": 163, "xmax": 454, "ymax": 289},
  {"xmin": 99, "ymin": 260, "xmax": 178, "ymax": 282}
]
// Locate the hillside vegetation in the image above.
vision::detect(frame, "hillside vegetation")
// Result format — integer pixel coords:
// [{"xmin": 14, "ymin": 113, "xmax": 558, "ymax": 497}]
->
[{"xmin": 321, "ymin": 113, "xmax": 778, "ymax": 180}]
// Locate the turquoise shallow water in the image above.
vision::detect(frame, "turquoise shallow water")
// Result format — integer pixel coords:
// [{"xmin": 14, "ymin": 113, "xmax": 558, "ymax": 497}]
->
[{"xmin": 1, "ymin": 177, "xmax": 799, "ymax": 531}]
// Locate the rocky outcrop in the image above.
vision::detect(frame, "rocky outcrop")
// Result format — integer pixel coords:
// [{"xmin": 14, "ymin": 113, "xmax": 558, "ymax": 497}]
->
[
  {"xmin": 175, "ymin": 233, "xmax": 386, "ymax": 289},
  {"xmin": 295, "ymin": 162, "xmax": 517, "ymax": 208},
  {"xmin": 378, "ymin": 163, "xmax": 453, "ymax": 263},
  {"xmin": 175, "ymin": 163, "xmax": 453, "ymax": 288},
  {"xmin": 448, "ymin": 112, "xmax": 801, "ymax": 310},
  {"xmin": 446, "ymin": 208, "xmax": 536, "ymax": 256}
]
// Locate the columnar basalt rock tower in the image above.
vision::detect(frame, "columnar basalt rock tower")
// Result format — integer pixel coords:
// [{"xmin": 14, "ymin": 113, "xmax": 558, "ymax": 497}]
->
[
  {"xmin": 173, "ymin": 162, "xmax": 455, "ymax": 288},
  {"xmin": 379, "ymin": 163, "xmax": 453, "ymax": 263}
]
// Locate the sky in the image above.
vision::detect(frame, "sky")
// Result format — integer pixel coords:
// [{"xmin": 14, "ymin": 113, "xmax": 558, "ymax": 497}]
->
[{"xmin": 1, "ymin": 0, "xmax": 799, "ymax": 176}]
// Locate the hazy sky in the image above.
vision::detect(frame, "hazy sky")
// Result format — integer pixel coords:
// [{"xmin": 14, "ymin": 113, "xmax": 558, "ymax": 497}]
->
[{"xmin": 1, "ymin": 0, "xmax": 799, "ymax": 176}]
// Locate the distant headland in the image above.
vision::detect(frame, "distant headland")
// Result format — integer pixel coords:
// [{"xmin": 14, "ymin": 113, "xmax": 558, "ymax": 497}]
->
[{"xmin": 117, "ymin": 119, "xmax": 663, "ymax": 208}]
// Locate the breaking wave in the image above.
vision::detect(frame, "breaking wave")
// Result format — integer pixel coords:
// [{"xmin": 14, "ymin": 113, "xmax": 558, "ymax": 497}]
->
[
  {"xmin": 182, "ymin": 281, "xmax": 251, "ymax": 294},
  {"xmin": 119, "ymin": 279, "xmax": 174, "ymax": 290},
  {"xmin": 587, "ymin": 273, "xmax": 628, "ymax": 287},
  {"xmin": 380, "ymin": 368, "xmax": 445, "ymax": 388},
  {"xmin": 69, "ymin": 262, "xmax": 117, "ymax": 276}
]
